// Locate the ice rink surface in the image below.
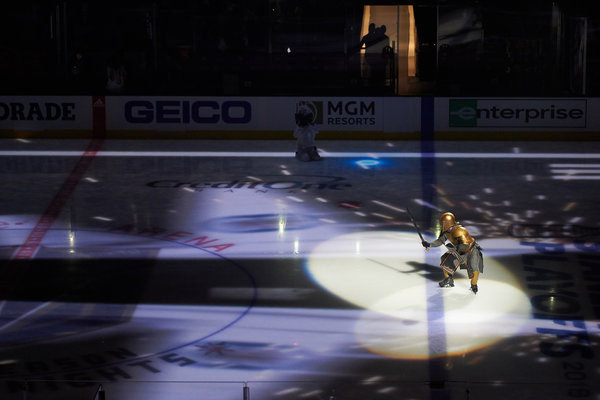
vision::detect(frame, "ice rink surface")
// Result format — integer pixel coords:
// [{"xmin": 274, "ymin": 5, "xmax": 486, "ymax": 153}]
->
[{"xmin": 1, "ymin": 138, "xmax": 599, "ymax": 400}]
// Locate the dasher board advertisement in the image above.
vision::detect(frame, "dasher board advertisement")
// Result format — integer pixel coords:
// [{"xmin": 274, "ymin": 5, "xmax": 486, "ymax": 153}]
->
[
  {"xmin": 0, "ymin": 96, "xmax": 92, "ymax": 132},
  {"xmin": 439, "ymin": 98, "xmax": 590, "ymax": 129},
  {"xmin": 106, "ymin": 96, "xmax": 420, "ymax": 133}
]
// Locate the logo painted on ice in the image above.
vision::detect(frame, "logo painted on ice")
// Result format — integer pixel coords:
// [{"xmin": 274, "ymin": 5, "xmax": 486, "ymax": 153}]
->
[{"xmin": 147, "ymin": 175, "xmax": 352, "ymax": 191}]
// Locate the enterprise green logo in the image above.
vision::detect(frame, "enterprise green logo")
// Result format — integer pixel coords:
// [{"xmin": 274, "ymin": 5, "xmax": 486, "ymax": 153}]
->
[
  {"xmin": 449, "ymin": 99, "xmax": 477, "ymax": 127},
  {"xmin": 448, "ymin": 98, "xmax": 586, "ymax": 128}
]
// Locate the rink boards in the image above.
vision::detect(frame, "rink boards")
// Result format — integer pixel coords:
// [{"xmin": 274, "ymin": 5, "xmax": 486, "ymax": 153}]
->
[{"xmin": 1, "ymin": 96, "xmax": 599, "ymax": 140}]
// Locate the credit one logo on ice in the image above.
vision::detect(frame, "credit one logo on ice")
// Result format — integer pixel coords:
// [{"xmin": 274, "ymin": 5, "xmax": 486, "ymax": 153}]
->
[
  {"xmin": 449, "ymin": 99, "xmax": 587, "ymax": 128},
  {"xmin": 124, "ymin": 100, "xmax": 252, "ymax": 124}
]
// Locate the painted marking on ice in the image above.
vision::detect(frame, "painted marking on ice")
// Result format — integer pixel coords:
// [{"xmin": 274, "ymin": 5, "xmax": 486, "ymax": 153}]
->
[
  {"xmin": 2, "ymin": 151, "xmax": 600, "ymax": 159},
  {"xmin": 10, "ymin": 140, "xmax": 104, "ymax": 260},
  {"xmin": 549, "ymin": 163, "xmax": 600, "ymax": 180}
]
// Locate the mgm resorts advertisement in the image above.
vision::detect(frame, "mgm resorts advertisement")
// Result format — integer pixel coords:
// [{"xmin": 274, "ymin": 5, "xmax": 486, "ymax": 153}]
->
[{"xmin": 106, "ymin": 96, "xmax": 421, "ymax": 134}]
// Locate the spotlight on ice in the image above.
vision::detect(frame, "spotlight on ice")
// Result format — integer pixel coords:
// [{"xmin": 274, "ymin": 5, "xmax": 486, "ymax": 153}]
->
[{"xmin": 306, "ymin": 231, "xmax": 531, "ymax": 359}]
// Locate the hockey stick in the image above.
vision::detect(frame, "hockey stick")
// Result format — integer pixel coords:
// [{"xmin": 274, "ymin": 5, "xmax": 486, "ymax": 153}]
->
[{"xmin": 406, "ymin": 207, "xmax": 429, "ymax": 251}]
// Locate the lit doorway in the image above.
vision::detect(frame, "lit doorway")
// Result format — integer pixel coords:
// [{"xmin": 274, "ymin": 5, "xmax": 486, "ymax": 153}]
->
[{"xmin": 359, "ymin": 5, "xmax": 418, "ymax": 94}]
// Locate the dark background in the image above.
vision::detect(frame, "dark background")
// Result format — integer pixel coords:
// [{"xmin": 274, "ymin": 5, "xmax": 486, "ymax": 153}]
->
[{"xmin": 1, "ymin": 0, "xmax": 598, "ymax": 97}]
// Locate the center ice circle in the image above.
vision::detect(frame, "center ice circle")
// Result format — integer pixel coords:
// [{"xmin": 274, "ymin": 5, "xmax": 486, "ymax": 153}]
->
[{"xmin": 0, "ymin": 225, "xmax": 257, "ymax": 375}]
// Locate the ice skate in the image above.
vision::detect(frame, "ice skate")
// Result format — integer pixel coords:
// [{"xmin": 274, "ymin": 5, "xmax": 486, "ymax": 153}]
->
[
  {"xmin": 295, "ymin": 149, "xmax": 311, "ymax": 162},
  {"xmin": 309, "ymin": 146, "xmax": 322, "ymax": 161},
  {"xmin": 438, "ymin": 275, "xmax": 454, "ymax": 288}
]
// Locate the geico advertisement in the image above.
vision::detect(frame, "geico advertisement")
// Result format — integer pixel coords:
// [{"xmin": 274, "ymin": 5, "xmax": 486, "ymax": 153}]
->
[
  {"xmin": 107, "ymin": 97, "xmax": 386, "ymax": 131},
  {"xmin": 0, "ymin": 96, "xmax": 92, "ymax": 130},
  {"xmin": 446, "ymin": 98, "xmax": 587, "ymax": 128}
]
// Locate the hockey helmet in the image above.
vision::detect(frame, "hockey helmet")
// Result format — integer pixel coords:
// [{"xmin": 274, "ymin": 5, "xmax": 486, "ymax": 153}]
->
[
  {"xmin": 439, "ymin": 212, "xmax": 456, "ymax": 232},
  {"xmin": 295, "ymin": 109, "xmax": 313, "ymax": 127}
]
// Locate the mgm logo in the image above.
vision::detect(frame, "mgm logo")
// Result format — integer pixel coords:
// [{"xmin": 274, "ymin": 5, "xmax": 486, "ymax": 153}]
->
[
  {"xmin": 295, "ymin": 101, "xmax": 323, "ymax": 124},
  {"xmin": 295, "ymin": 100, "xmax": 377, "ymax": 126}
]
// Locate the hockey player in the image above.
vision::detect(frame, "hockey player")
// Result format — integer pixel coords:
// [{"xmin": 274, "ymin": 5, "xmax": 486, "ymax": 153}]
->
[
  {"xmin": 422, "ymin": 212, "xmax": 484, "ymax": 293},
  {"xmin": 293, "ymin": 107, "xmax": 322, "ymax": 161}
]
